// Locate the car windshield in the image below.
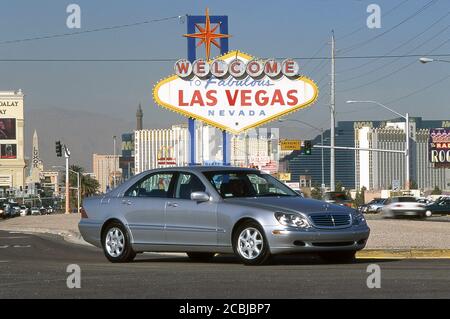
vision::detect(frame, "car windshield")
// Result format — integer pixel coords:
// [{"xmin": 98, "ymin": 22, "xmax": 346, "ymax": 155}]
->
[
  {"xmin": 393, "ymin": 197, "xmax": 416, "ymax": 202},
  {"xmin": 203, "ymin": 171, "xmax": 298, "ymax": 198},
  {"xmin": 323, "ymin": 192, "xmax": 350, "ymax": 201}
]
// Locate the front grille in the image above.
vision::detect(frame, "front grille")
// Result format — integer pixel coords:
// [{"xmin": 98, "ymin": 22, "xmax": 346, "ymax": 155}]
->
[{"xmin": 309, "ymin": 213, "xmax": 351, "ymax": 228}]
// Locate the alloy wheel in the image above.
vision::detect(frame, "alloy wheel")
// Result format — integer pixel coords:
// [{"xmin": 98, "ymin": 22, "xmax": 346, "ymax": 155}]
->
[
  {"xmin": 105, "ymin": 227, "xmax": 125, "ymax": 257},
  {"xmin": 237, "ymin": 227, "xmax": 264, "ymax": 260}
]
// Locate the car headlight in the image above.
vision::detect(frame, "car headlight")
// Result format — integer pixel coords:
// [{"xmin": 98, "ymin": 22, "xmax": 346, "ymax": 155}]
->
[
  {"xmin": 275, "ymin": 212, "xmax": 311, "ymax": 228},
  {"xmin": 352, "ymin": 210, "xmax": 366, "ymax": 225}
]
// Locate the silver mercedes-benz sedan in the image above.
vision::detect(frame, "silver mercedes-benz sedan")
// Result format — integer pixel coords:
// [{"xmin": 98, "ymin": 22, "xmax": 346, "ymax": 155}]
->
[{"xmin": 79, "ymin": 166, "xmax": 370, "ymax": 265}]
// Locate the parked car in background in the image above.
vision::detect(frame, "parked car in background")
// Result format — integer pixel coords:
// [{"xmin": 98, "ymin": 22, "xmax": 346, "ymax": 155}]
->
[
  {"xmin": 416, "ymin": 197, "xmax": 433, "ymax": 205},
  {"xmin": 79, "ymin": 167, "xmax": 370, "ymax": 265},
  {"xmin": 30, "ymin": 207, "xmax": 40, "ymax": 215},
  {"xmin": 0, "ymin": 207, "xmax": 4, "ymax": 219},
  {"xmin": 358, "ymin": 198, "xmax": 387, "ymax": 214},
  {"xmin": 9, "ymin": 204, "xmax": 20, "ymax": 217},
  {"xmin": 2, "ymin": 204, "xmax": 11, "ymax": 218},
  {"xmin": 382, "ymin": 196, "xmax": 426, "ymax": 218},
  {"xmin": 424, "ymin": 197, "xmax": 450, "ymax": 216},
  {"xmin": 19, "ymin": 205, "xmax": 30, "ymax": 216},
  {"xmin": 46, "ymin": 206, "xmax": 54, "ymax": 214},
  {"xmin": 39, "ymin": 206, "xmax": 48, "ymax": 215},
  {"xmin": 323, "ymin": 191, "xmax": 353, "ymax": 208}
]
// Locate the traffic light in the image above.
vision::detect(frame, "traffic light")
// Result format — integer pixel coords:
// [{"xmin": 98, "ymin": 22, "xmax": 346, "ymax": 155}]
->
[
  {"xmin": 304, "ymin": 140, "xmax": 312, "ymax": 155},
  {"xmin": 55, "ymin": 141, "xmax": 62, "ymax": 157}
]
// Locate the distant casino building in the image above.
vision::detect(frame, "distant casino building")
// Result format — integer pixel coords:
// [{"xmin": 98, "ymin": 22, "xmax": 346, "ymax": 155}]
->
[
  {"xmin": 93, "ymin": 154, "xmax": 121, "ymax": 193},
  {"xmin": 283, "ymin": 118, "xmax": 450, "ymax": 191},
  {"xmin": 119, "ymin": 104, "xmax": 142, "ymax": 181},
  {"xmin": 134, "ymin": 123, "xmax": 279, "ymax": 174},
  {"xmin": 282, "ymin": 121, "xmax": 356, "ymax": 189},
  {"xmin": 355, "ymin": 118, "xmax": 449, "ymax": 191},
  {"xmin": 0, "ymin": 90, "xmax": 26, "ymax": 195}
]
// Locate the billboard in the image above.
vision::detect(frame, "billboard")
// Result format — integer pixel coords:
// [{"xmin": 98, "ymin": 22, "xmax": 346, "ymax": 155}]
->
[
  {"xmin": 153, "ymin": 51, "xmax": 318, "ymax": 134},
  {"xmin": 1, "ymin": 144, "xmax": 17, "ymax": 159},
  {"xmin": 0, "ymin": 118, "xmax": 16, "ymax": 139},
  {"xmin": 121, "ymin": 133, "xmax": 134, "ymax": 157},
  {"xmin": 429, "ymin": 128, "xmax": 450, "ymax": 165}
]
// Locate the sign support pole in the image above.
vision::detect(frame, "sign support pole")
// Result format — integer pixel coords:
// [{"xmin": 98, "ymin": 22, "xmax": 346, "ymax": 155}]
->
[{"xmin": 186, "ymin": 13, "xmax": 229, "ymax": 166}]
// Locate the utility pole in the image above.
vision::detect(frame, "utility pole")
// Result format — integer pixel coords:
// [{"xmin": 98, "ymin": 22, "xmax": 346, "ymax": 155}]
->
[
  {"xmin": 64, "ymin": 145, "xmax": 70, "ymax": 214},
  {"xmin": 330, "ymin": 30, "xmax": 336, "ymax": 191}
]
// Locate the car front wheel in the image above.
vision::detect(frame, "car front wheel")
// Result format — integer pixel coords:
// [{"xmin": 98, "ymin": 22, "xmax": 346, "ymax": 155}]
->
[
  {"xmin": 102, "ymin": 222, "xmax": 136, "ymax": 263},
  {"xmin": 233, "ymin": 221, "xmax": 271, "ymax": 265}
]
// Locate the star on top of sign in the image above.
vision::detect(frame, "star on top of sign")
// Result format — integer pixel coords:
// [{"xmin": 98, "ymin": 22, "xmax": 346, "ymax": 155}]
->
[{"xmin": 183, "ymin": 8, "xmax": 231, "ymax": 61}]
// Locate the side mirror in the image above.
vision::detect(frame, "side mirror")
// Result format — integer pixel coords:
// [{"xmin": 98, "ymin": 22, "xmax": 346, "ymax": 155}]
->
[{"xmin": 191, "ymin": 191, "xmax": 210, "ymax": 202}]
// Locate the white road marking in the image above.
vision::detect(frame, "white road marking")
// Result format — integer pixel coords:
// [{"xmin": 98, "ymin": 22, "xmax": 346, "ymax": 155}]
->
[
  {"xmin": 0, "ymin": 245, "xmax": 8, "ymax": 248},
  {"xmin": 0, "ymin": 236, "xmax": 29, "ymax": 239},
  {"xmin": 12, "ymin": 245, "xmax": 31, "ymax": 248}
]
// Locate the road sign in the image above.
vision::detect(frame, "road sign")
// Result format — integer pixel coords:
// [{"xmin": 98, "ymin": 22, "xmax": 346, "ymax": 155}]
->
[
  {"xmin": 154, "ymin": 50, "xmax": 319, "ymax": 134},
  {"xmin": 280, "ymin": 139, "xmax": 301, "ymax": 151},
  {"xmin": 277, "ymin": 172, "xmax": 291, "ymax": 181},
  {"xmin": 392, "ymin": 179, "xmax": 400, "ymax": 191}
]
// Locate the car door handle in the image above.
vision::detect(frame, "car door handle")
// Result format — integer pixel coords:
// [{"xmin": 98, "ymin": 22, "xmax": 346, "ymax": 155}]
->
[
  {"xmin": 122, "ymin": 199, "xmax": 132, "ymax": 205},
  {"xmin": 167, "ymin": 202, "xmax": 179, "ymax": 208}
]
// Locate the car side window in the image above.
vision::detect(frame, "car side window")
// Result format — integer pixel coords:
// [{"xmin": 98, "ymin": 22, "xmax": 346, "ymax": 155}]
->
[
  {"xmin": 174, "ymin": 173, "xmax": 206, "ymax": 200},
  {"xmin": 125, "ymin": 173, "xmax": 174, "ymax": 198}
]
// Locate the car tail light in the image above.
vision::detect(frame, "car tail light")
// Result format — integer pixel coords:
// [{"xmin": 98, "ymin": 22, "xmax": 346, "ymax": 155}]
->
[
  {"xmin": 395, "ymin": 204, "xmax": 403, "ymax": 208},
  {"xmin": 80, "ymin": 207, "xmax": 88, "ymax": 218}
]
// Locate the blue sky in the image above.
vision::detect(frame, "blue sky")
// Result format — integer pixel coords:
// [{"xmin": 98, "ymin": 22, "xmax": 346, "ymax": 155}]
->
[{"xmin": 0, "ymin": 0, "xmax": 449, "ymax": 140}]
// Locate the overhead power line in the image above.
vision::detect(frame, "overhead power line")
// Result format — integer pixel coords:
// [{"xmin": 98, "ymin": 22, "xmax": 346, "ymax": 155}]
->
[
  {"xmin": 0, "ymin": 54, "xmax": 449, "ymax": 62},
  {"xmin": 0, "ymin": 15, "xmax": 183, "ymax": 46},
  {"xmin": 339, "ymin": 20, "xmax": 450, "ymax": 83},
  {"xmin": 338, "ymin": 10, "xmax": 450, "ymax": 75},
  {"xmin": 339, "ymin": 0, "xmax": 438, "ymax": 54},
  {"xmin": 337, "ymin": 0, "xmax": 412, "ymax": 41},
  {"xmin": 338, "ymin": 36, "xmax": 450, "ymax": 93}
]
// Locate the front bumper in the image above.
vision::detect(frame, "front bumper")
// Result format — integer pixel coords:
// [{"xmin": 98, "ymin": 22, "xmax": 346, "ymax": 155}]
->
[
  {"xmin": 265, "ymin": 225, "xmax": 370, "ymax": 255},
  {"xmin": 384, "ymin": 208, "xmax": 425, "ymax": 217}
]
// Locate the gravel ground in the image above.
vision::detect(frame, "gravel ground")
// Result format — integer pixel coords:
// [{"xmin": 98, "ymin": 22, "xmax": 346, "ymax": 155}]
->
[{"xmin": 1, "ymin": 213, "xmax": 449, "ymax": 249}]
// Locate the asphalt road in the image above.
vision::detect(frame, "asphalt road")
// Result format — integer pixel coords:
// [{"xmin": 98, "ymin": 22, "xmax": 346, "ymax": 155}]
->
[{"xmin": 0, "ymin": 230, "xmax": 449, "ymax": 299}]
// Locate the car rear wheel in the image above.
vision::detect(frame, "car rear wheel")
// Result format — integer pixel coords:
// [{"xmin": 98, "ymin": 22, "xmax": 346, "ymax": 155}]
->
[
  {"xmin": 186, "ymin": 252, "xmax": 215, "ymax": 262},
  {"xmin": 233, "ymin": 221, "xmax": 271, "ymax": 266},
  {"xmin": 319, "ymin": 251, "xmax": 356, "ymax": 264},
  {"xmin": 102, "ymin": 222, "xmax": 136, "ymax": 263}
]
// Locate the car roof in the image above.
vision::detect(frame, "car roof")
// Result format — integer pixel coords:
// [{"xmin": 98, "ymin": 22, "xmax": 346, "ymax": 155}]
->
[{"xmin": 105, "ymin": 166, "xmax": 262, "ymax": 196}]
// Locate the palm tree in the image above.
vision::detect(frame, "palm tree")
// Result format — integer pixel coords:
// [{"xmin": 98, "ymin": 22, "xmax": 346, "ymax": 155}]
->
[{"xmin": 65, "ymin": 165, "xmax": 99, "ymax": 198}]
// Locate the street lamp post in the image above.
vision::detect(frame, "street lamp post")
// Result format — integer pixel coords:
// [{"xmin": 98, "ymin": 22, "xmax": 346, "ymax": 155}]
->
[
  {"xmin": 419, "ymin": 57, "xmax": 450, "ymax": 64},
  {"xmin": 278, "ymin": 119, "xmax": 325, "ymax": 188},
  {"xmin": 113, "ymin": 135, "xmax": 117, "ymax": 189},
  {"xmin": 346, "ymin": 100, "xmax": 410, "ymax": 190},
  {"xmin": 64, "ymin": 146, "xmax": 70, "ymax": 214}
]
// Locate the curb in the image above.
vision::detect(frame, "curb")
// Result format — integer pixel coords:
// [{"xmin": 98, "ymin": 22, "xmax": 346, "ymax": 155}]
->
[
  {"xmin": 0, "ymin": 227, "xmax": 92, "ymax": 247},
  {"xmin": 357, "ymin": 249, "xmax": 450, "ymax": 259}
]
